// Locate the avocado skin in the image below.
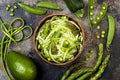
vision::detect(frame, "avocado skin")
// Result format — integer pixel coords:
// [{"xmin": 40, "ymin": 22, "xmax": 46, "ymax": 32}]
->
[{"xmin": 7, "ymin": 51, "xmax": 37, "ymax": 80}]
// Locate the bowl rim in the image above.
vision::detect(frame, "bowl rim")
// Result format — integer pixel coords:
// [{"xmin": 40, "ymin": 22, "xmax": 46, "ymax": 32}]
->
[{"xmin": 33, "ymin": 13, "xmax": 85, "ymax": 66}]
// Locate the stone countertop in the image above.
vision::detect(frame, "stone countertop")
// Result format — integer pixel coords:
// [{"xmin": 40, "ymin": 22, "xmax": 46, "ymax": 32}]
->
[{"xmin": 0, "ymin": 0, "xmax": 120, "ymax": 80}]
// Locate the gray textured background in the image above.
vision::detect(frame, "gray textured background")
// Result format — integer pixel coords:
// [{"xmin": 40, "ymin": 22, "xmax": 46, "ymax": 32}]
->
[{"xmin": 0, "ymin": 0, "xmax": 120, "ymax": 80}]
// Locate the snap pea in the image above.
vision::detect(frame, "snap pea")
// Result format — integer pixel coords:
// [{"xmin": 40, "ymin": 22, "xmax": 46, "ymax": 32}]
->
[
  {"xmin": 92, "ymin": 2, "xmax": 108, "ymax": 26},
  {"xmin": 88, "ymin": 0, "xmax": 108, "ymax": 27},
  {"xmin": 106, "ymin": 15, "xmax": 115, "ymax": 50},
  {"xmin": 17, "ymin": 2, "xmax": 46, "ymax": 15},
  {"xmin": 36, "ymin": 1, "xmax": 62, "ymax": 10},
  {"xmin": 88, "ymin": 0, "xmax": 96, "ymax": 25},
  {"xmin": 90, "ymin": 54, "xmax": 110, "ymax": 80}
]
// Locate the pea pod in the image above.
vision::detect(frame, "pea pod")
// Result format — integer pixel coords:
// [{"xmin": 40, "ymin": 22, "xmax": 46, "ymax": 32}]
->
[
  {"xmin": 88, "ymin": 0, "xmax": 96, "ymax": 24},
  {"xmin": 36, "ymin": 1, "xmax": 62, "ymax": 10},
  {"xmin": 106, "ymin": 15, "xmax": 115, "ymax": 50},
  {"xmin": 88, "ymin": 0, "xmax": 108, "ymax": 27},
  {"xmin": 92, "ymin": 2, "xmax": 108, "ymax": 26},
  {"xmin": 17, "ymin": 2, "xmax": 46, "ymax": 15}
]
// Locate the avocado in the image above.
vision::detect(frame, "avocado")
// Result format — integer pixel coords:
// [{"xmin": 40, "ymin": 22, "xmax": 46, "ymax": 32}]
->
[{"xmin": 6, "ymin": 51, "xmax": 37, "ymax": 80}]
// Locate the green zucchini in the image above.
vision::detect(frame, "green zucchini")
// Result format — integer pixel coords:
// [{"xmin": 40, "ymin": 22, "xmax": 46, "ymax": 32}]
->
[{"xmin": 64, "ymin": 0, "xmax": 84, "ymax": 12}]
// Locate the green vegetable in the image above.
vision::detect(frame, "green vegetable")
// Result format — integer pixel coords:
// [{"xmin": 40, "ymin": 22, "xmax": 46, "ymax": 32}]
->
[
  {"xmin": 96, "ymin": 35, "xmax": 100, "ymax": 39},
  {"xmin": 10, "ymin": 13, "xmax": 14, "ymax": 16},
  {"xmin": 96, "ymin": 25, "xmax": 101, "ymax": 30},
  {"xmin": 7, "ymin": 51, "xmax": 37, "ymax": 80},
  {"xmin": 106, "ymin": 15, "xmax": 115, "ymax": 50},
  {"xmin": 76, "ymin": 72, "xmax": 92, "ymax": 80},
  {"xmin": 5, "ymin": 7, "xmax": 10, "ymax": 11},
  {"xmin": 36, "ymin": 16, "xmax": 83, "ymax": 63},
  {"xmin": 64, "ymin": 0, "xmax": 84, "ymax": 12},
  {"xmin": 88, "ymin": 0, "xmax": 108, "ymax": 27},
  {"xmin": 61, "ymin": 63, "xmax": 83, "ymax": 80},
  {"xmin": 101, "ymin": 34, "xmax": 105, "ymax": 38},
  {"xmin": 7, "ymin": 4, "xmax": 11, "ymax": 7},
  {"xmin": 36, "ymin": 1, "xmax": 62, "ymax": 10},
  {"xmin": 74, "ymin": 9, "xmax": 85, "ymax": 18},
  {"xmin": 10, "ymin": 8, "xmax": 14, "ymax": 12},
  {"xmin": 101, "ymin": 30, "xmax": 105, "ymax": 34},
  {"xmin": 92, "ymin": 2, "xmax": 108, "ymax": 26},
  {"xmin": 0, "ymin": 17, "xmax": 33, "ymax": 80},
  {"xmin": 64, "ymin": 0, "xmax": 84, "ymax": 18},
  {"xmin": 90, "ymin": 54, "xmax": 110, "ymax": 80},
  {"xmin": 13, "ymin": 5, "xmax": 18, "ymax": 9},
  {"xmin": 17, "ymin": 2, "xmax": 46, "ymax": 15},
  {"xmin": 93, "ymin": 43, "xmax": 104, "ymax": 71},
  {"xmin": 88, "ymin": 0, "xmax": 96, "ymax": 25},
  {"xmin": 66, "ymin": 68, "xmax": 93, "ymax": 80}
]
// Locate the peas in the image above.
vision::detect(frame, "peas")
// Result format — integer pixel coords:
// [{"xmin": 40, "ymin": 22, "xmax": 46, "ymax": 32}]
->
[
  {"xmin": 88, "ymin": 0, "xmax": 108, "ymax": 27},
  {"xmin": 101, "ymin": 34, "xmax": 105, "ymax": 38},
  {"xmin": 10, "ymin": 9, "xmax": 14, "ymax": 12},
  {"xmin": 96, "ymin": 35, "xmax": 100, "ymax": 39},
  {"xmin": 5, "ymin": 4, "xmax": 18, "ymax": 17},
  {"xmin": 106, "ymin": 15, "xmax": 115, "ymax": 50},
  {"xmin": 85, "ymin": 50, "xmax": 94, "ymax": 61},
  {"xmin": 17, "ymin": 2, "xmax": 47, "ymax": 15},
  {"xmin": 10, "ymin": 13, "xmax": 14, "ymax": 16},
  {"xmin": 92, "ymin": 2, "xmax": 108, "ymax": 26},
  {"xmin": 96, "ymin": 25, "xmax": 101, "ymax": 30},
  {"xmin": 13, "ymin": 5, "xmax": 17, "ymax": 9}
]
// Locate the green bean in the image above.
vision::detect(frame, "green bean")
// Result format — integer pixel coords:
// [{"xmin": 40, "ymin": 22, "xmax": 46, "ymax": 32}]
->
[
  {"xmin": 106, "ymin": 15, "xmax": 115, "ymax": 50},
  {"xmin": 90, "ymin": 54, "xmax": 110, "ymax": 80},
  {"xmin": 76, "ymin": 72, "xmax": 92, "ymax": 80},
  {"xmin": 93, "ymin": 43, "xmax": 104, "ymax": 71},
  {"xmin": 36, "ymin": 1, "xmax": 62, "ymax": 10},
  {"xmin": 61, "ymin": 63, "xmax": 83, "ymax": 80},
  {"xmin": 1, "ymin": 36, "xmax": 11, "ymax": 80},
  {"xmin": 92, "ymin": 2, "xmax": 108, "ymax": 26},
  {"xmin": 17, "ymin": 2, "xmax": 47, "ymax": 15},
  {"xmin": 66, "ymin": 68, "xmax": 93, "ymax": 80}
]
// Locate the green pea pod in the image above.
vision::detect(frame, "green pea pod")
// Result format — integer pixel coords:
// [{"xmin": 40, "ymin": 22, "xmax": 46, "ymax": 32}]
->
[
  {"xmin": 106, "ymin": 15, "xmax": 115, "ymax": 50},
  {"xmin": 92, "ymin": 2, "xmax": 108, "ymax": 26},
  {"xmin": 36, "ymin": 1, "xmax": 62, "ymax": 10},
  {"xmin": 17, "ymin": 2, "xmax": 47, "ymax": 15}
]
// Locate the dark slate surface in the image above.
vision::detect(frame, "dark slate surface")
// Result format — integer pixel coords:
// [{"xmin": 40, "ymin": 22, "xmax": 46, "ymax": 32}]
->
[{"xmin": 0, "ymin": 0, "xmax": 120, "ymax": 80}]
